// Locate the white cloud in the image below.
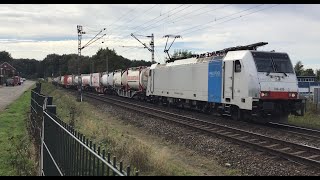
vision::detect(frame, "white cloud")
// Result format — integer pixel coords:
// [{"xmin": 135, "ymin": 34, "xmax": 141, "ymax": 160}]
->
[{"xmin": 0, "ymin": 4, "xmax": 319, "ymax": 69}]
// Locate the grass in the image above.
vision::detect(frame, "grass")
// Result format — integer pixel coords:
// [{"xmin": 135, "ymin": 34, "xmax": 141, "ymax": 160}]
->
[
  {"xmin": 0, "ymin": 88, "xmax": 37, "ymax": 176},
  {"xmin": 41, "ymin": 82, "xmax": 240, "ymax": 176},
  {"xmin": 289, "ymin": 100, "xmax": 320, "ymax": 129}
]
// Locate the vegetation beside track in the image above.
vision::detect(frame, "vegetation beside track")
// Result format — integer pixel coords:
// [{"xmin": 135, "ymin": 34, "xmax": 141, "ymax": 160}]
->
[
  {"xmin": 41, "ymin": 82, "xmax": 240, "ymax": 176},
  {"xmin": 289, "ymin": 100, "xmax": 320, "ymax": 129},
  {"xmin": 0, "ymin": 88, "xmax": 37, "ymax": 176}
]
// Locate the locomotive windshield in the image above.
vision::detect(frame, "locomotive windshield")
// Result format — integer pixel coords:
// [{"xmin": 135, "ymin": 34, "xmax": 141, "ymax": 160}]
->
[{"xmin": 252, "ymin": 51, "xmax": 294, "ymax": 74}]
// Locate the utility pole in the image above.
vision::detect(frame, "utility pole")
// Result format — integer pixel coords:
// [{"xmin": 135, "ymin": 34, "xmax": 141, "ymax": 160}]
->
[
  {"xmin": 77, "ymin": 25, "xmax": 85, "ymax": 102},
  {"xmin": 131, "ymin": 33, "xmax": 155, "ymax": 64},
  {"xmin": 76, "ymin": 25, "xmax": 106, "ymax": 102},
  {"xmin": 106, "ymin": 55, "xmax": 108, "ymax": 73},
  {"xmin": 149, "ymin": 33, "xmax": 155, "ymax": 63}
]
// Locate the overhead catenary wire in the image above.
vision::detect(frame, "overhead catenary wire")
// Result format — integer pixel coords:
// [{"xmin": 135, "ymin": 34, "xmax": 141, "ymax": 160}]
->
[
  {"xmin": 105, "ymin": 4, "xmax": 186, "ymax": 44},
  {"xmin": 112, "ymin": 4, "xmax": 230, "ymax": 47},
  {"xmin": 141, "ymin": 4, "xmax": 233, "ymax": 34},
  {"xmin": 103, "ymin": 4, "xmax": 159, "ymax": 43},
  {"xmin": 82, "ymin": 28, "xmax": 106, "ymax": 49},
  {"xmin": 175, "ymin": 4, "xmax": 265, "ymax": 36},
  {"xmin": 170, "ymin": 4, "xmax": 232, "ymax": 25},
  {"xmin": 108, "ymin": 5, "xmax": 140, "ymax": 28},
  {"xmin": 130, "ymin": 4, "xmax": 185, "ymax": 31},
  {"xmin": 82, "ymin": 33, "xmax": 107, "ymax": 50},
  {"xmin": 87, "ymin": 4, "xmax": 279, "ymax": 62},
  {"xmin": 132, "ymin": 4, "xmax": 194, "ymax": 34},
  {"xmin": 182, "ymin": 4, "xmax": 280, "ymax": 36}
]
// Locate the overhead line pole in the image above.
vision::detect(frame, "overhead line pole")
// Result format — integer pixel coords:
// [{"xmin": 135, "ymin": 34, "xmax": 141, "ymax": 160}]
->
[
  {"xmin": 77, "ymin": 25, "xmax": 106, "ymax": 102},
  {"xmin": 77, "ymin": 25, "xmax": 84, "ymax": 102},
  {"xmin": 131, "ymin": 33, "xmax": 155, "ymax": 64}
]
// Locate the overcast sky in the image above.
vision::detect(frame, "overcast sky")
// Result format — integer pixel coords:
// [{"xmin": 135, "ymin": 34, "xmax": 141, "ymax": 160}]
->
[{"xmin": 0, "ymin": 4, "xmax": 319, "ymax": 70}]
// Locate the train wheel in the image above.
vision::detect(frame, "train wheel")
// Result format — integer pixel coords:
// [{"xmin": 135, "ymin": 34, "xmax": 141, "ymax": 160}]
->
[
  {"xmin": 275, "ymin": 114, "xmax": 289, "ymax": 124},
  {"xmin": 231, "ymin": 106, "xmax": 242, "ymax": 121}
]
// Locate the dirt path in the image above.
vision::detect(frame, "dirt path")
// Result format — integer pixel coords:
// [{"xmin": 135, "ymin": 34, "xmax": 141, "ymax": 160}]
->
[{"xmin": 0, "ymin": 81, "xmax": 35, "ymax": 111}]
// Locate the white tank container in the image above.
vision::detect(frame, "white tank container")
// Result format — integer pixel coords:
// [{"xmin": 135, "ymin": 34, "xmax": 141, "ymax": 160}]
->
[
  {"xmin": 81, "ymin": 74, "xmax": 91, "ymax": 86},
  {"xmin": 107, "ymin": 72, "xmax": 114, "ymax": 86},
  {"xmin": 74, "ymin": 76, "xmax": 79, "ymax": 85},
  {"xmin": 91, "ymin": 73, "xmax": 101, "ymax": 87},
  {"xmin": 60, "ymin": 76, "xmax": 64, "ymax": 85},
  {"xmin": 121, "ymin": 69, "xmax": 129, "ymax": 87},
  {"xmin": 140, "ymin": 67, "xmax": 150, "ymax": 90},
  {"xmin": 127, "ymin": 69, "xmax": 140, "ymax": 90},
  {"xmin": 101, "ymin": 73, "xmax": 108, "ymax": 87},
  {"xmin": 67, "ymin": 75, "xmax": 73, "ymax": 85},
  {"xmin": 113, "ymin": 71, "xmax": 122, "ymax": 87}
]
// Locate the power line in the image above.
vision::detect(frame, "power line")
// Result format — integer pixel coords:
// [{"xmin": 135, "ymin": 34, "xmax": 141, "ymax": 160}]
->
[
  {"xmin": 141, "ymin": 4, "xmax": 232, "ymax": 34},
  {"xmin": 182, "ymin": 4, "xmax": 280, "ymax": 36},
  {"xmin": 170, "ymin": 4, "xmax": 217, "ymax": 23},
  {"xmin": 82, "ymin": 28, "xmax": 106, "ymax": 49},
  {"xmin": 133, "ymin": 4, "xmax": 194, "ymax": 34},
  {"xmin": 170, "ymin": 4, "xmax": 232, "ymax": 25},
  {"xmin": 108, "ymin": 5, "xmax": 140, "ymax": 28},
  {"xmin": 105, "ymin": 4, "xmax": 186, "ymax": 45},
  {"xmin": 175, "ymin": 4, "xmax": 265, "ymax": 35},
  {"xmin": 130, "ymin": 4, "xmax": 185, "ymax": 31},
  {"xmin": 103, "ymin": 4, "xmax": 159, "ymax": 43},
  {"xmin": 119, "ymin": 4, "xmax": 159, "ymax": 28}
]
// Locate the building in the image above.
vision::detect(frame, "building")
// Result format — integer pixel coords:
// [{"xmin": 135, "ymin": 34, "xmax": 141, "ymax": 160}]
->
[
  {"xmin": 0, "ymin": 62, "xmax": 16, "ymax": 85},
  {"xmin": 297, "ymin": 76, "xmax": 320, "ymax": 97}
]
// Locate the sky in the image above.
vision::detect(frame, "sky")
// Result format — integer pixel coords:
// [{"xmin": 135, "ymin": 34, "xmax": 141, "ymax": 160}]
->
[{"xmin": 0, "ymin": 4, "xmax": 319, "ymax": 70}]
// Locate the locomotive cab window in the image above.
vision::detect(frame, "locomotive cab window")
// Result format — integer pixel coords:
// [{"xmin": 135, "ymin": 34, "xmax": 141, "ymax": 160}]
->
[{"xmin": 234, "ymin": 60, "xmax": 241, "ymax": 73}]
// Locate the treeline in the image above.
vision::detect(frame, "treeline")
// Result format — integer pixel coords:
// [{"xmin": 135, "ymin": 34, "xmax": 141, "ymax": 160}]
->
[
  {"xmin": 0, "ymin": 48, "xmax": 152, "ymax": 79},
  {"xmin": 294, "ymin": 61, "xmax": 320, "ymax": 80},
  {"xmin": 1, "ymin": 49, "xmax": 319, "ymax": 81}
]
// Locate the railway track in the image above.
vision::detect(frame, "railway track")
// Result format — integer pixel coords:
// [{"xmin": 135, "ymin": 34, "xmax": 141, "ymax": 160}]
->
[
  {"xmin": 82, "ymin": 91, "xmax": 320, "ymax": 169},
  {"xmin": 268, "ymin": 122, "xmax": 320, "ymax": 141}
]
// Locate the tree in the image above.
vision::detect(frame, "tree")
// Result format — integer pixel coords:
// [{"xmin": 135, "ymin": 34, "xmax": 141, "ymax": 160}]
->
[
  {"xmin": 171, "ymin": 49, "xmax": 193, "ymax": 59},
  {"xmin": 302, "ymin": 68, "xmax": 315, "ymax": 76},
  {"xmin": 294, "ymin": 61, "xmax": 304, "ymax": 76},
  {"xmin": 316, "ymin": 69, "xmax": 320, "ymax": 81},
  {"xmin": 0, "ymin": 51, "xmax": 13, "ymax": 64}
]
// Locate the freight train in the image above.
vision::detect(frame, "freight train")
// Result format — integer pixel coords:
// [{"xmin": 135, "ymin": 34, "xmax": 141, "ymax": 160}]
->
[{"xmin": 53, "ymin": 42, "xmax": 305, "ymax": 123}]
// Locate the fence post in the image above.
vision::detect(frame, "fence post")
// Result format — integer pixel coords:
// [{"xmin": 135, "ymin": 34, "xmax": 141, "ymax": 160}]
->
[
  {"xmin": 47, "ymin": 105, "xmax": 57, "ymax": 116},
  {"xmin": 47, "ymin": 97, "xmax": 53, "ymax": 106},
  {"xmin": 40, "ymin": 110, "xmax": 44, "ymax": 176}
]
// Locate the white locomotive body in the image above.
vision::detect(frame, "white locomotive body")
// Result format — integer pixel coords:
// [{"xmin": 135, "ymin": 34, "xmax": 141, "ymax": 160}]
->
[{"xmin": 147, "ymin": 50, "xmax": 303, "ymax": 122}]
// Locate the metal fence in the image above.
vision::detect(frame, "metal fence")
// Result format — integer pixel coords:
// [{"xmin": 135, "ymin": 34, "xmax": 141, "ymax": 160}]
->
[{"xmin": 30, "ymin": 82, "xmax": 138, "ymax": 176}]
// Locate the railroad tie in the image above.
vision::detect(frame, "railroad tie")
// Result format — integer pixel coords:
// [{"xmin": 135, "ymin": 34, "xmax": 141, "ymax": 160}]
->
[
  {"xmin": 264, "ymin": 144, "xmax": 280, "ymax": 148},
  {"xmin": 247, "ymin": 138, "xmax": 258, "ymax": 142},
  {"xmin": 305, "ymin": 155, "xmax": 320, "ymax": 160},
  {"xmin": 255, "ymin": 141, "xmax": 268, "ymax": 145},
  {"xmin": 228, "ymin": 134, "xmax": 240, "ymax": 137},
  {"xmin": 290, "ymin": 151, "xmax": 306, "ymax": 155},
  {"xmin": 237, "ymin": 136, "xmax": 249, "ymax": 139},
  {"xmin": 276, "ymin": 147, "xmax": 291, "ymax": 151},
  {"xmin": 221, "ymin": 132, "xmax": 232, "ymax": 135}
]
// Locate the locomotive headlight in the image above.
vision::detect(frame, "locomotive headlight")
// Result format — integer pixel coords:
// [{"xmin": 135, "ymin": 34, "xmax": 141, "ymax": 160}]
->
[
  {"xmin": 260, "ymin": 91, "xmax": 269, "ymax": 97},
  {"xmin": 289, "ymin": 92, "xmax": 297, "ymax": 98}
]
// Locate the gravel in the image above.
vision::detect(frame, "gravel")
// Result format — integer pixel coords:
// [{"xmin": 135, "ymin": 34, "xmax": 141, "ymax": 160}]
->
[
  {"xmin": 82, "ymin": 95, "xmax": 320, "ymax": 176},
  {"xmin": 105, "ymin": 95, "xmax": 320, "ymax": 148}
]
